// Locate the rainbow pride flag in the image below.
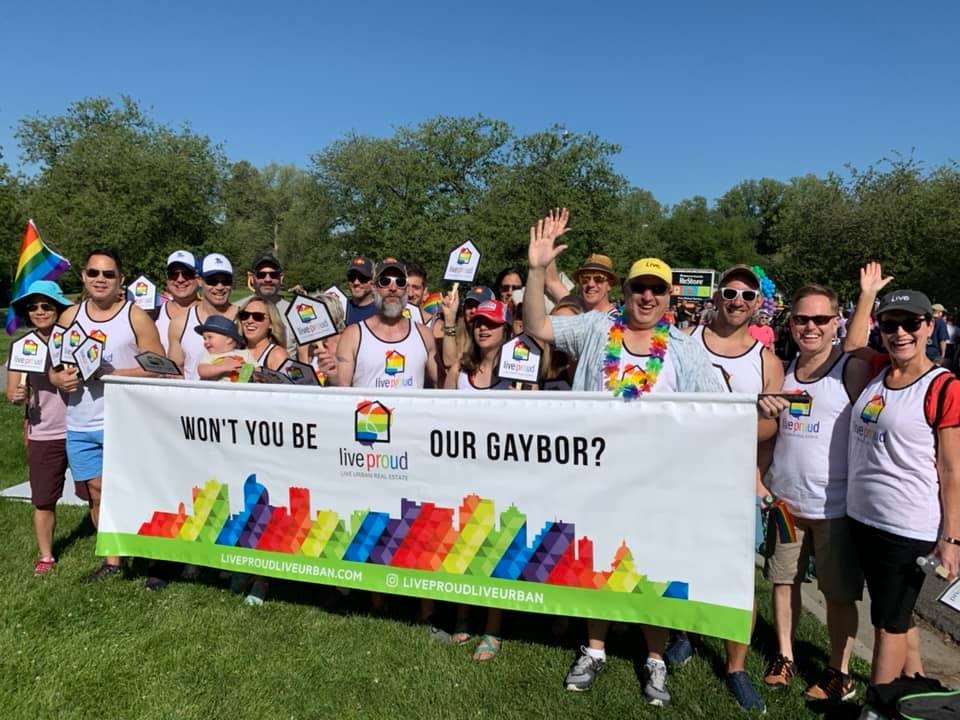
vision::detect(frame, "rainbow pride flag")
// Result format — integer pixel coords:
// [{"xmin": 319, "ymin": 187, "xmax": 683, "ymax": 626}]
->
[
  {"xmin": 421, "ymin": 291, "xmax": 442, "ymax": 316},
  {"xmin": 769, "ymin": 501, "xmax": 798, "ymax": 544},
  {"xmin": 5, "ymin": 220, "xmax": 71, "ymax": 334}
]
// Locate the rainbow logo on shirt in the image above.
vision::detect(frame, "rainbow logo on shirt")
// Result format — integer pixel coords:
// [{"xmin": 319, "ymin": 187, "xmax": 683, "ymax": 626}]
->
[
  {"xmin": 296, "ymin": 304, "xmax": 316, "ymax": 322},
  {"xmin": 788, "ymin": 394, "xmax": 812, "ymax": 418},
  {"xmin": 355, "ymin": 400, "xmax": 392, "ymax": 444},
  {"xmin": 512, "ymin": 341, "xmax": 530, "ymax": 362},
  {"xmin": 23, "ymin": 339, "xmax": 38, "ymax": 355},
  {"xmin": 860, "ymin": 394, "xmax": 885, "ymax": 424},
  {"xmin": 134, "ymin": 281, "xmax": 149, "ymax": 297},
  {"xmin": 457, "ymin": 247, "xmax": 473, "ymax": 265},
  {"xmin": 384, "ymin": 351, "xmax": 405, "ymax": 376},
  {"xmin": 90, "ymin": 329, "xmax": 108, "ymax": 343},
  {"xmin": 621, "ymin": 364, "xmax": 647, "ymax": 386}
]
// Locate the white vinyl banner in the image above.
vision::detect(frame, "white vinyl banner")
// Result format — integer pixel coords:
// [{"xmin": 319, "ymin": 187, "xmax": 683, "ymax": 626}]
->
[{"xmin": 99, "ymin": 378, "xmax": 757, "ymax": 641}]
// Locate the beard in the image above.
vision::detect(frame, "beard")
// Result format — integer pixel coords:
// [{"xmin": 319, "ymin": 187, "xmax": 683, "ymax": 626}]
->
[{"xmin": 374, "ymin": 290, "xmax": 409, "ymax": 319}]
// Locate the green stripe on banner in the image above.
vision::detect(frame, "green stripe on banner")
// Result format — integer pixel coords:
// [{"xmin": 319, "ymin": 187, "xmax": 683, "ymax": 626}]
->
[{"xmin": 97, "ymin": 532, "xmax": 752, "ymax": 643}]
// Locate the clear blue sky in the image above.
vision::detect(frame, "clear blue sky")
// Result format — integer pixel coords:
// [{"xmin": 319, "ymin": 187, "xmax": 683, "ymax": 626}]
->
[{"xmin": 2, "ymin": 1, "xmax": 957, "ymax": 206}]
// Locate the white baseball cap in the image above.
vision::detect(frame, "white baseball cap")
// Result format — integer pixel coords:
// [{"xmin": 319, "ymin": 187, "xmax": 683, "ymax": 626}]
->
[
  {"xmin": 201, "ymin": 253, "xmax": 233, "ymax": 279},
  {"xmin": 166, "ymin": 250, "xmax": 197, "ymax": 270}
]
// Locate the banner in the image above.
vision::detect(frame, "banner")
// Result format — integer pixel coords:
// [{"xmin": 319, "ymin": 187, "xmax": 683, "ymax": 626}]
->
[
  {"xmin": 671, "ymin": 268, "xmax": 715, "ymax": 298},
  {"xmin": 99, "ymin": 379, "xmax": 757, "ymax": 642}
]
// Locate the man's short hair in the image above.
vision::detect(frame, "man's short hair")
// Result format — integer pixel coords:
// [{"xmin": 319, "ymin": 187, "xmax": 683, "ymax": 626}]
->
[
  {"xmin": 792, "ymin": 284, "xmax": 839, "ymax": 315},
  {"xmin": 405, "ymin": 262, "xmax": 427, "ymax": 282}
]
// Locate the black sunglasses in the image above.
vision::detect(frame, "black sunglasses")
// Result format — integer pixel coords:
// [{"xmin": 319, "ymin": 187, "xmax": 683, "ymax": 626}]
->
[
  {"xmin": 879, "ymin": 317, "xmax": 927, "ymax": 334},
  {"xmin": 255, "ymin": 270, "xmax": 280, "ymax": 280},
  {"xmin": 790, "ymin": 314, "xmax": 835, "ymax": 327},
  {"xmin": 628, "ymin": 280, "xmax": 670, "ymax": 296},
  {"xmin": 84, "ymin": 268, "xmax": 118, "ymax": 279},
  {"xmin": 720, "ymin": 287, "xmax": 759, "ymax": 302},
  {"xmin": 238, "ymin": 310, "xmax": 267, "ymax": 322},
  {"xmin": 347, "ymin": 272, "xmax": 371, "ymax": 283},
  {"xmin": 167, "ymin": 268, "xmax": 196, "ymax": 281},
  {"xmin": 204, "ymin": 274, "xmax": 233, "ymax": 287},
  {"xmin": 26, "ymin": 302, "xmax": 57, "ymax": 313},
  {"xmin": 377, "ymin": 275, "xmax": 407, "ymax": 288}
]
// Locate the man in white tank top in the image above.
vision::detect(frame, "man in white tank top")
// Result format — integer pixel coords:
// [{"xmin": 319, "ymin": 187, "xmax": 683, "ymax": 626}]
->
[
  {"xmin": 49, "ymin": 248, "xmax": 165, "ymax": 581},
  {"xmin": 332, "ymin": 258, "xmax": 437, "ymax": 389},
  {"xmin": 679, "ymin": 264, "xmax": 785, "ymax": 712},
  {"xmin": 155, "ymin": 250, "xmax": 199, "ymax": 354},
  {"xmin": 756, "ymin": 285, "xmax": 872, "ymax": 702},
  {"xmin": 167, "ymin": 253, "xmax": 238, "ymax": 380}
]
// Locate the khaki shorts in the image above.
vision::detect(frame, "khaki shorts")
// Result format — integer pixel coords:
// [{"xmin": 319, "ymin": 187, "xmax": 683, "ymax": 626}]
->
[{"xmin": 763, "ymin": 516, "xmax": 864, "ymax": 604}]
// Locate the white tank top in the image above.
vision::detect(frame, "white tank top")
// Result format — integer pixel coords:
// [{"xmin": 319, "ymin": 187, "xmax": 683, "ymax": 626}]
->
[
  {"xmin": 618, "ymin": 340, "xmax": 678, "ymax": 394},
  {"xmin": 256, "ymin": 342, "xmax": 279, "ymax": 368},
  {"xmin": 155, "ymin": 303, "xmax": 174, "ymax": 353},
  {"xmin": 456, "ymin": 370, "xmax": 512, "ymax": 391},
  {"xmin": 769, "ymin": 353, "xmax": 853, "ymax": 519},
  {"xmin": 847, "ymin": 366, "xmax": 949, "ymax": 541},
  {"xmin": 690, "ymin": 325, "xmax": 764, "ymax": 393},
  {"xmin": 352, "ymin": 320, "xmax": 429, "ymax": 389},
  {"xmin": 66, "ymin": 300, "xmax": 140, "ymax": 431},
  {"xmin": 180, "ymin": 306, "xmax": 206, "ymax": 381}
]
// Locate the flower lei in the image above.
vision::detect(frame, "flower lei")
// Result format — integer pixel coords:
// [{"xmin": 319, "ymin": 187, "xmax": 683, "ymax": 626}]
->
[{"xmin": 603, "ymin": 313, "xmax": 670, "ymax": 398}]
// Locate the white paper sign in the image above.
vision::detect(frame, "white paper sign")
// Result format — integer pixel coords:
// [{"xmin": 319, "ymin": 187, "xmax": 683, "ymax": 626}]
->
[
  {"xmin": 443, "ymin": 239, "xmax": 481, "ymax": 283},
  {"xmin": 75, "ymin": 337, "xmax": 104, "ymax": 381},
  {"xmin": 284, "ymin": 294, "xmax": 338, "ymax": 346},
  {"xmin": 497, "ymin": 333, "xmax": 542, "ymax": 384},
  {"xmin": 8, "ymin": 331, "xmax": 49, "ymax": 373},
  {"xmin": 62, "ymin": 322, "xmax": 88, "ymax": 365},
  {"xmin": 48, "ymin": 324, "xmax": 68, "ymax": 367},
  {"xmin": 127, "ymin": 275, "xmax": 158, "ymax": 311},
  {"xmin": 323, "ymin": 285, "xmax": 348, "ymax": 316}
]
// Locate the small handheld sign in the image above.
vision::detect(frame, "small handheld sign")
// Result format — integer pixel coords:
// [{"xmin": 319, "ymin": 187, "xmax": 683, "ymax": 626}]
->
[
  {"xmin": 74, "ymin": 337, "xmax": 104, "ymax": 381},
  {"xmin": 62, "ymin": 322, "xmax": 89, "ymax": 366},
  {"xmin": 443, "ymin": 239, "xmax": 481, "ymax": 284},
  {"xmin": 135, "ymin": 351, "xmax": 182, "ymax": 376},
  {"xmin": 284, "ymin": 294, "xmax": 338, "ymax": 346},
  {"xmin": 323, "ymin": 285, "xmax": 348, "ymax": 317},
  {"xmin": 127, "ymin": 275, "xmax": 158, "ymax": 312},
  {"xmin": 8, "ymin": 331, "xmax": 50, "ymax": 374},
  {"xmin": 497, "ymin": 333, "xmax": 542, "ymax": 385},
  {"xmin": 279, "ymin": 358, "xmax": 321, "ymax": 386},
  {"xmin": 48, "ymin": 324, "xmax": 68, "ymax": 367},
  {"xmin": 257, "ymin": 366, "xmax": 292, "ymax": 384}
]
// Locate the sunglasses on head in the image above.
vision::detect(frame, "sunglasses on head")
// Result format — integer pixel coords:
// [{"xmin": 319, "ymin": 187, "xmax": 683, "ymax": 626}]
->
[
  {"xmin": 790, "ymin": 314, "xmax": 835, "ymax": 327},
  {"xmin": 238, "ymin": 310, "xmax": 267, "ymax": 322},
  {"xmin": 204, "ymin": 274, "xmax": 232, "ymax": 287},
  {"xmin": 879, "ymin": 316, "xmax": 927, "ymax": 334},
  {"xmin": 720, "ymin": 287, "xmax": 759, "ymax": 302},
  {"xmin": 347, "ymin": 272, "xmax": 371, "ymax": 283},
  {"xmin": 255, "ymin": 270, "xmax": 280, "ymax": 280},
  {"xmin": 579, "ymin": 273, "xmax": 610, "ymax": 285},
  {"xmin": 26, "ymin": 302, "xmax": 57, "ymax": 313},
  {"xmin": 628, "ymin": 280, "xmax": 670, "ymax": 296},
  {"xmin": 377, "ymin": 275, "xmax": 407, "ymax": 288},
  {"xmin": 167, "ymin": 268, "xmax": 196, "ymax": 281},
  {"xmin": 84, "ymin": 268, "xmax": 118, "ymax": 279}
]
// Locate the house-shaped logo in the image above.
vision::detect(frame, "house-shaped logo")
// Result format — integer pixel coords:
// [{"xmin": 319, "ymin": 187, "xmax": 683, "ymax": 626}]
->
[
  {"xmin": 860, "ymin": 394, "xmax": 884, "ymax": 424},
  {"xmin": 86, "ymin": 344, "xmax": 100, "ymax": 362},
  {"xmin": 90, "ymin": 329, "xmax": 108, "ymax": 343},
  {"xmin": 384, "ymin": 350, "xmax": 405, "ymax": 376},
  {"xmin": 788, "ymin": 394, "xmax": 813, "ymax": 418},
  {"xmin": 621, "ymin": 364, "xmax": 646, "ymax": 386},
  {"xmin": 355, "ymin": 400, "xmax": 392, "ymax": 444},
  {"xmin": 512, "ymin": 340, "xmax": 530, "ymax": 362},
  {"xmin": 134, "ymin": 281, "xmax": 149, "ymax": 297},
  {"xmin": 457, "ymin": 247, "xmax": 473, "ymax": 265},
  {"xmin": 296, "ymin": 303, "xmax": 316, "ymax": 322},
  {"xmin": 69, "ymin": 330, "xmax": 83, "ymax": 347},
  {"xmin": 23, "ymin": 339, "xmax": 39, "ymax": 355},
  {"xmin": 51, "ymin": 332, "xmax": 63, "ymax": 350}
]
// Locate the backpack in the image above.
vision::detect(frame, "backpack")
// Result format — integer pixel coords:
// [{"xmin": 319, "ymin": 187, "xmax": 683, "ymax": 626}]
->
[{"xmin": 863, "ymin": 675, "xmax": 960, "ymax": 720}]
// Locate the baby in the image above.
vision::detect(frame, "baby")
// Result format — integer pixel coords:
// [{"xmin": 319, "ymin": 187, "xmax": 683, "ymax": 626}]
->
[{"xmin": 195, "ymin": 315, "xmax": 255, "ymax": 382}]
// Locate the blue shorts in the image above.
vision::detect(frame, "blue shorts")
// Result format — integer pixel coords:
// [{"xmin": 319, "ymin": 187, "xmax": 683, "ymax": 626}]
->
[{"xmin": 66, "ymin": 429, "xmax": 104, "ymax": 482}]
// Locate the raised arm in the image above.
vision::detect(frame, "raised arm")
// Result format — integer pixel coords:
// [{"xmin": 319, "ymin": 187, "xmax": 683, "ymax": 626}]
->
[
  {"xmin": 523, "ymin": 208, "xmax": 570, "ymax": 344},
  {"xmin": 843, "ymin": 261, "xmax": 891, "ymax": 360}
]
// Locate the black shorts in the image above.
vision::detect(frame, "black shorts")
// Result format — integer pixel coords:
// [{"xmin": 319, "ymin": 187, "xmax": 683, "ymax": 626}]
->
[{"xmin": 849, "ymin": 517, "xmax": 936, "ymax": 633}]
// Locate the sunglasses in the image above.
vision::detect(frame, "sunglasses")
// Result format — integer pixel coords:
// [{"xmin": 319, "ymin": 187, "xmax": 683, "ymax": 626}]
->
[
  {"xmin": 879, "ymin": 316, "xmax": 927, "ymax": 334},
  {"xmin": 238, "ymin": 310, "xmax": 267, "ymax": 322},
  {"xmin": 500, "ymin": 283, "xmax": 523, "ymax": 292},
  {"xmin": 628, "ymin": 280, "xmax": 670, "ymax": 296},
  {"xmin": 84, "ymin": 268, "xmax": 118, "ymax": 279},
  {"xmin": 347, "ymin": 272, "xmax": 371, "ymax": 283},
  {"xmin": 167, "ymin": 268, "xmax": 196, "ymax": 281},
  {"xmin": 377, "ymin": 275, "xmax": 407, "ymax": 288},
  {"xmin": 720, "ymin": 287, "xmax": 759, "ymax": 302},
  {"xmin": 204, "ymin": 274, "xmax": 232, "ymax": 287},
  {"xmin": 26, "ymin": 302, "xmax": 57, "ymax": 313},
  {"xmin": 790, "ymin": 314, "xmax": 835, "ymax": 327},
  {"xmin": 255, "ymin": 270, "xmax": 280, "ymax": 280},
  {"xmin": 578, "ymin": 274, "xmax": 610, "ymax": 285}
]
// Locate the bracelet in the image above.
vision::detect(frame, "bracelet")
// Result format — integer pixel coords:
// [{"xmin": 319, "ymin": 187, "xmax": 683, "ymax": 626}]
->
[
  {"xmin": 941, "ymin": 536, "xmax": 960, "ymax": 546},
  {"xmin": 442, "ymin": 325, "xmax": 457, "ymax": 331},
  {"xmin": 443, "ymin": 326, "xmax": 457, "ymax": 337}
]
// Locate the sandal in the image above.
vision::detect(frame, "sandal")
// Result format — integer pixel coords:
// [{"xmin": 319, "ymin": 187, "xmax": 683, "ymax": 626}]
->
[
  {"xmin": 472, "ymin": 634, "xmax": 501, "ymax": 662},
  {"xmin": 451, "ymin": 630, "xmax": 473, "ymax": 645}
]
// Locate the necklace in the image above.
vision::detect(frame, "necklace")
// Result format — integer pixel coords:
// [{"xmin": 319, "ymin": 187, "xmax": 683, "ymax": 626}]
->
[{"xmin": 603, "ymin": 313, "xmax": 670, "ymax": 398}]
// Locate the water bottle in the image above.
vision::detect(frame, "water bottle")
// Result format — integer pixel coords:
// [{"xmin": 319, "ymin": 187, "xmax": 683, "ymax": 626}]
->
[{"xmin": 916, "ymin": 554, "xmax": 949, "ymax": 579}]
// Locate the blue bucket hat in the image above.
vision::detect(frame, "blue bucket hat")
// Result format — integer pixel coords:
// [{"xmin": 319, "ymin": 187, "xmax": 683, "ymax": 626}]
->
[
  {"xmin": 195, "ymin": 314, "xmax": 245, "ymax": 348},
  {"xmin": 11, "ymin": 280, "xmax": 73, "ymax": 317}
]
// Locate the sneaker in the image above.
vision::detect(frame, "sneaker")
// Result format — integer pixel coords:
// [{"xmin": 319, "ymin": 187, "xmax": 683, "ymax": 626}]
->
[
  {"xmin": 726, "ymin": 671, "xmax": 767, "ymax": 713},
  {"xmin": 564, "ymin": 647, "xmax": 607, "ymax": 691},
  {"xmin": 763, "ymin": 654, "xmax": 798, "ymax": 689},
  {"xmin": 34, "ymin": 557, "xmax": 56, "ymax": 576},
  {"xmin": 244, "ymin": 578, "xmax": 268, "ymax": 606},
  {"xmin": 86, "ymin": 561, "xmax": 122, "ymax": 582},
  {"xmin": 804, "ymin": 667, "xmax": 855, "ymax": 702},
  {"xmin": 642, "ymin": 658, "xmax": 672, "ymax": 706},
  {"xmin": 144, "ymin": 576, "xmax": 168, "ymax": 591},
  {"xmin": 664, "ymin": 631, "xmax": 694, "ymax": 669}
]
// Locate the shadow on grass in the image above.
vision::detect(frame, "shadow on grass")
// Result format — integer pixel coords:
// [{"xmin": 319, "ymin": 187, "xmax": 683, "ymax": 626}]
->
[{"xmin": 52, "ymin": 512, "xmax": 96, "ymax": 558}]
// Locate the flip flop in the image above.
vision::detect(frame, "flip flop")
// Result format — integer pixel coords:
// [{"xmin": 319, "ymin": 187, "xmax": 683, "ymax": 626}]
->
[{"xmin": 472, "ymin": 634, "xmax": 501, "ymax": 662}]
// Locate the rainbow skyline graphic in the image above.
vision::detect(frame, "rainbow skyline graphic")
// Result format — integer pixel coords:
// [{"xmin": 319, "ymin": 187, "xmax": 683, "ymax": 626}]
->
[
  {"xmin": 860, "ymin": 394, "xmax": 884, "ymax": 424},
  {"xmin": 137, "ymin": 474, "xmax": 690, "ymax": 598}
]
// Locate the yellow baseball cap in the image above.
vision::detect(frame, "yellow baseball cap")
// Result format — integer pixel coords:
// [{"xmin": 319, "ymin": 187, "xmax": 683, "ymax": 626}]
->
[{"xmin": 627, "ymin": 258, "xmax": 672, "ymax": 285}]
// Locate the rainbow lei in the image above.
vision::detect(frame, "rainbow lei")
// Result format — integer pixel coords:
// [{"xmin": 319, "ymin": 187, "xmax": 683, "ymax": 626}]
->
[{"xmin": 603, "ymin": 314, "xmax": 670, "ymax": 398}]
